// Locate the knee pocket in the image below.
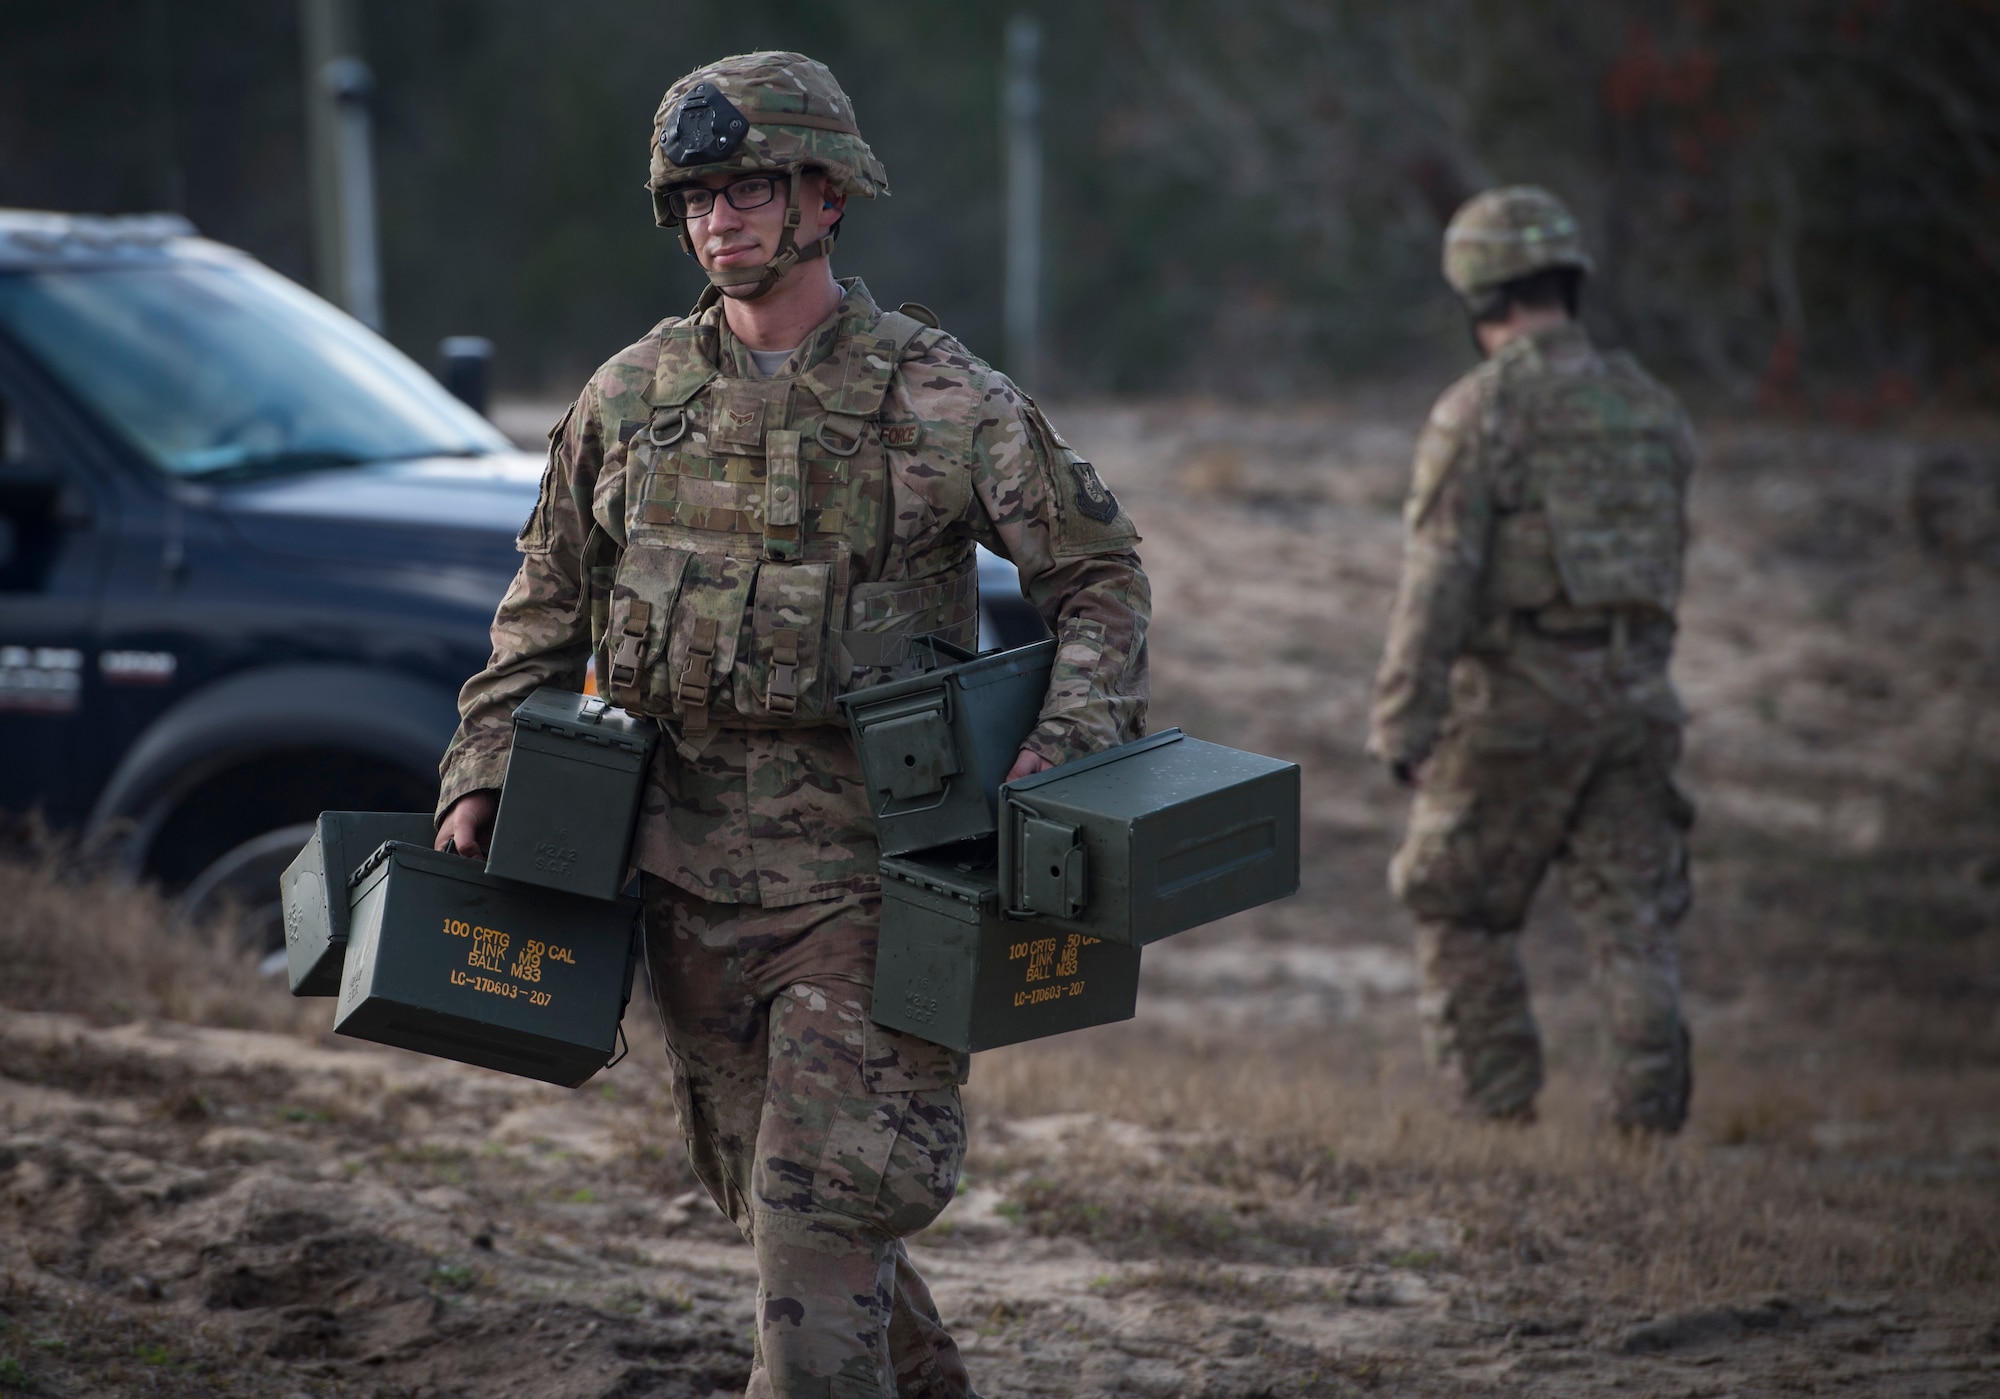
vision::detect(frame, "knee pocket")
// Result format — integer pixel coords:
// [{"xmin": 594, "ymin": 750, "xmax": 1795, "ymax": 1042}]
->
[
  {"xmin": 812, "ymin": 1022, "xmax": 968, "ymax": 1237},
  {"xmin": 1391, "ymin": 791, "xmax": 1537, "ymax": 928},
  {"xmin": 1391, "ymin": 791, "xmax": 1478, "ymax": 914}
]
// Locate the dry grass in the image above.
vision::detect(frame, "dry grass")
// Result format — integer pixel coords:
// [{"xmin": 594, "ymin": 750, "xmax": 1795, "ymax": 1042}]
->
[
  {"xmin": 968, "ymin": 1027, "xmax": 2000, "ymax": 1315},
  {"xmin": 0, "ymin": 853, "xmax": 323, "ymax": 1034}
]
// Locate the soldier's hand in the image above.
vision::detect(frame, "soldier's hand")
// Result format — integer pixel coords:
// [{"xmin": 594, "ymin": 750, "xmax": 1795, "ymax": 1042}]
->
[
  {"xmin": 1005, "ymin": 748, "xmax": 1050, "ymax": 782},
  {"xmin": 436, "ymin": 789, "xmax": 499, "ymax": 859}
]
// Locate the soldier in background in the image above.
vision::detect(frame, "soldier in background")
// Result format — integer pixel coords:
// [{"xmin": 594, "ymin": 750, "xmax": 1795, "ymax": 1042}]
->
[
  {"xmin": 434, "ymin": 52, "xmax": 1150, "ymax": 1397},
  {"xmin": 1368, "ymin": 186, "xmax": 1697, "ymax": 1133}
]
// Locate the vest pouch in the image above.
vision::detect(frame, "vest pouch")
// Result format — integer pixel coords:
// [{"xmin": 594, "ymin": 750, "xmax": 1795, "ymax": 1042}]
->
[
  {"xmin": 1482, "ymin": 509, "xmax": 1564, "ymax": 613},
  {"xmin": 1539, "ymin": 430, "xmax": 1685, "ymax": 612},
  {"xmin": 841, "ymin": 566, "xmax": 981, "ymax": 693},
  {"xmin": 665, "ymin": 552, "xmax": 753, "ymax": 731},
  {"xmin": 1522, "ymin": 372, "xmax": 1686, "ymax": 614},
  {"xmin": 734, "ymin": 558, "xmax": 834, "ymax": 722},
  {"xmin": 604, "ymin": 540, "xmax": 694, "ymax": 714}
]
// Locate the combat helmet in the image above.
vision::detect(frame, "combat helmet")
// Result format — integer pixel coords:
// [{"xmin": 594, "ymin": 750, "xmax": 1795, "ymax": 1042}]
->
[
  {"xmin": 1442, "ymin": 186, "xmax": 1594, "ymax": 303},
  {"xmin": 648, "ymin": 51, "xmax": 888, "ymax": 300}
]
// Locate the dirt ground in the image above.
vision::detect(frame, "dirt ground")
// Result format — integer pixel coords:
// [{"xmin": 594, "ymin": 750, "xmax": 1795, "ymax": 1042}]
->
[{"xmin": 4, "ymin": 392, "xmax": 1999, "ymax": 1398}]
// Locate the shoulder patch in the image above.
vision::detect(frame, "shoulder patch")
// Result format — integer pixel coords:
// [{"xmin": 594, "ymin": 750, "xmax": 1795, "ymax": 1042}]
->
[
  {"xmin": 1028, "ymin": 405, "xmax": 1137, "ymax": 555},
  {"xmin": 1407, "ymin": 372, "xmax": 1485, "ymax": 529},
  {"xmin": 896, "ymin": 300, "xmax": 941, "ymax": 329},
  {"xmin": 1068, "ymin": 459, "xmax": 1120, "ymax": 522},
  {"xmin": 879, "ymin": 421, "xmax": 922, "ymax": 450},
  {"xmin": 518, "ymin": 404, "xmax": 576, "ymax": 554}
]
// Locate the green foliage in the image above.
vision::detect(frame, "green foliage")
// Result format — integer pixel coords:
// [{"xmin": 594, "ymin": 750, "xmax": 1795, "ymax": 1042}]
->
[{"xmin": 429, "ymin": 1262, "xmax": 477, "ymax": 1292}]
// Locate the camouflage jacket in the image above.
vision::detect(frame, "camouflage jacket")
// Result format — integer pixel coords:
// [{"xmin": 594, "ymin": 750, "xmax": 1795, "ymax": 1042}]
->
[
  {"xmin": 1369, "ymin": 322, "xmax": 1696, "ymax": 769},
  {"xmin": 439, "ymin": 280, "xmax": 1151, "ymax": 906}
]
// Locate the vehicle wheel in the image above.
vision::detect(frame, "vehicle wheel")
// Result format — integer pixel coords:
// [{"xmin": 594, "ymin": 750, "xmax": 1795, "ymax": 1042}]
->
[{"xmin": 176, "ymin": 822, "xmax": 316, "ymax": 965}]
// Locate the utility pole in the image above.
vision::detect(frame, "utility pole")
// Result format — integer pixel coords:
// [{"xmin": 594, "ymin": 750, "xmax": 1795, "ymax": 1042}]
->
[
  {"xmin": 1002, "ymin": 14, "xmax": 1043, "ymax": 389},
  {"xmin": 300, "ymin": 0, "xmax": 383, "ymax": 330}
]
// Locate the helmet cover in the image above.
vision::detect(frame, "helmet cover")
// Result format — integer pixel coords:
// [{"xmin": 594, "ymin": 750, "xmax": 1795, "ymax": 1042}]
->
[
  {"xmin": 647, "ymin": 51, "xmax": 888, "ymax": 229},
  {"xmin": 1443, "ymin": 185, "xmax": 1594, "ymax": 297}
]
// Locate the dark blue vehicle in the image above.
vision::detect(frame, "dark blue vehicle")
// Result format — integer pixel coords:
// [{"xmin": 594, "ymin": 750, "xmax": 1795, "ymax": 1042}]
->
[{"xmin": 0, "ymin": 210, "xmax": 1039, "ymax": 939}]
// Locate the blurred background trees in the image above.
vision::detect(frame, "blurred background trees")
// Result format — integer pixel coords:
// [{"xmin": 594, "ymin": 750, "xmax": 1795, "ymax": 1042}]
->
[{"xmin": 2, "ymin": 0, "xmax": 1994, "ymax": 407}]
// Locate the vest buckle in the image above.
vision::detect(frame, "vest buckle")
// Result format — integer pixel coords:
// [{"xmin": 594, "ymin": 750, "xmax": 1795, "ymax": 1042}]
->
[
  {"xmin": 767, "ymin": 627, "xmax": 800, "ymax": 716},
  {"xmin": 680, "ymin": 615, "xmax": 719, "ymax": 734},
  {"xmin": 608, "ymin": 601, "xmax": 651, "ymax": 707}
]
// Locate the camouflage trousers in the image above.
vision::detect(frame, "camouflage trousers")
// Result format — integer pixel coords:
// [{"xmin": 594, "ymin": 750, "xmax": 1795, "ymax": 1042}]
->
[
  {"xmin": 642, "ymin": 879, "xmax": 975, "ymax": 1399},
  {"xmin": 1389, "ymin": 702, "xmax": 1694, "ymax": 1132}
]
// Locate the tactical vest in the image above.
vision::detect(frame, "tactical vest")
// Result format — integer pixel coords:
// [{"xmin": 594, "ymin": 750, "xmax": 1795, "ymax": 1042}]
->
[
  {"xmin": 1479, "ymin": 348, "xmax": 1687, "ymax": 622},
  {"xmin": 590, "ymin": 303, "xmax": 980, "ymax": 735}
]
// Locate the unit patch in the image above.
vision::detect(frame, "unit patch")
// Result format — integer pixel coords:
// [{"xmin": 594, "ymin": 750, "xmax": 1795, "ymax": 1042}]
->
[
  {"xmin": 1069, "ymin": 460, "xmax": 1120, "ymax": 523},
  {"xmin": 879, "ymin": 421, "xmax": 922, "ymax": 450}
]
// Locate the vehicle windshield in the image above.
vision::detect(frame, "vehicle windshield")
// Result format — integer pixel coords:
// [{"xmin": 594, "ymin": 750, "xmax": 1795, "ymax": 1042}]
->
[{"xmin": 0, "ymin": 256, "xmax": 510, "ymax": 481}]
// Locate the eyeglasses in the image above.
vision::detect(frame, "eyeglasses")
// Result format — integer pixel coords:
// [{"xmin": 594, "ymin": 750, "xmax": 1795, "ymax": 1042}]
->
[{"xmin": 663, "ymin": 174, "xmax": 785, "ymax": 220}]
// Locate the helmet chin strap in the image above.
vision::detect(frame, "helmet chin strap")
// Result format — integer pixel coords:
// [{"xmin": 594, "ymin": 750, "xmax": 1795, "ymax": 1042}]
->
[{"xmin": 683, "ymin": 168, "xmax": 834, "ymax": 302}]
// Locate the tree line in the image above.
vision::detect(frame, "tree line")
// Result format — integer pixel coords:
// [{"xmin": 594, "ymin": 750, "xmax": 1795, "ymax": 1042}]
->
[{"xmin": 2, "ymin": 0, "xmax": 1992, "ymax": 410}]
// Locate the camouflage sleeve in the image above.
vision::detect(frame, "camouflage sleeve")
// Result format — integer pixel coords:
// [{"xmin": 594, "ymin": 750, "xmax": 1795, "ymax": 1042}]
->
[
  {"xmin": 434, "ymin": 399, "xmax": 601, "ymax": 820},
  {"xmin": 1367, "ymin": 374, "xmax": 1493, "ymax": 770},
  {"xmin": 963, "ymin": 374, "xmax": 1151, "ymax": 766}
]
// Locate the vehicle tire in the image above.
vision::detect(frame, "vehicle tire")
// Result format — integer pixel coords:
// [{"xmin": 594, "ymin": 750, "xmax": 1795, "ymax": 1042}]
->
[{"xmin": 175, "ymin": 822, "xmax": 316, "ymax": 963}]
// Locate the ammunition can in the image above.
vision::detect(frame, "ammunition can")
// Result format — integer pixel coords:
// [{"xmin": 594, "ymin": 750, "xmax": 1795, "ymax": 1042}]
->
[
  {"xmin": 872, "ymin": 845, "xmax": 1141, "ymax": 1052},
  {"xmin": 837, "ymin": 639, "xmax": 1055, "ymax": 857},
  {"xmin": 998, "ymin": 729, "xmax": 1300, "ymax": 946},
  {"xmin": 280, "ymin": 812, "xmax": 436, "ymax": 996},
  {"xmin": 337, "ymin": 841, "xmax": 639, "ymax": 1087},
  {"xmin": 484, "ymin": 687, "xmax": 657, "ymax": 900}
]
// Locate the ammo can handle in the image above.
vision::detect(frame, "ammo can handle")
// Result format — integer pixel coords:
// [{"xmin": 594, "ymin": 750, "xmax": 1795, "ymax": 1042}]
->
[{"xmin": 878, "ymin": 777, "xmax": 956, "ymax": 819}]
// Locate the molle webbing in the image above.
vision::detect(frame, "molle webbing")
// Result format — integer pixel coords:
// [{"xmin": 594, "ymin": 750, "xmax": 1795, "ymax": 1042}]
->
[
  {"xmin": 764, "ymin": 429, "xmax": 802, "ymax": 558},
  {"xmin": 594, "ymin": 300, "xmax": 970, "ymax": 732}
]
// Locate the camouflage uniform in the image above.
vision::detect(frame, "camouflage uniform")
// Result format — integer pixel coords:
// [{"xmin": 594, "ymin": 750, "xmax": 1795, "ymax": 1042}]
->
[
  {"xmin": 438, "ymin": 53, "xmax": 1149, "ymax": 1398},
  {"xmin": 1369, "ymin": 187, "xmax": 1697, "ymax": 1132}
]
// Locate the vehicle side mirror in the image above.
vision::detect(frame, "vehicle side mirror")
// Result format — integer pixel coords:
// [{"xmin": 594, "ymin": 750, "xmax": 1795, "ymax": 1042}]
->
[{"xmin": 439, "ymin": 336, "xmax": 494, "ymax": 418}]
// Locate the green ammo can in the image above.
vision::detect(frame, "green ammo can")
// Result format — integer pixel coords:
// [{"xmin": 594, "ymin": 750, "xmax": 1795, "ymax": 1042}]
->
[
  {"xmin": 336, "ymin": 841, "xmax": 640, "ymax": 1087},
  {"xmin": 280, "ymin": 812, "xmax": 437, "ymax": 996},
  {"xmin": 872, "ymin": 843, "xmax": 1142, "ymax": 1053},
  {"xmin": 837, "ymin": 638, "xmax": 1056, "ymax": 857},
  {"xmin": 484, "ymin": 687, "xmax": 657, "ymax": 900},
  {"xmin": 997, "ymin": 729, "xmax": 1300, "ymax": 946}
]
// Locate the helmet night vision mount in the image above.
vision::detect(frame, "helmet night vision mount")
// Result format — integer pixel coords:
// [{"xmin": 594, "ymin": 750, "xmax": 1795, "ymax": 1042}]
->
[{"xmin": 649, "ymin": 52, "xmax": 888, "ymax": 302}]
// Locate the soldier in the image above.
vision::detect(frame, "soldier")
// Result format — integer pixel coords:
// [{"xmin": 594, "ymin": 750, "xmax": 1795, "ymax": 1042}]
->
[
  {"xmin": 1368, "ymin": 186, "xmax": 1697, "ymax": 1133},
  {"xmin": 433, "ymin": 52, "xmax": 1150, "ymax": 1398}
]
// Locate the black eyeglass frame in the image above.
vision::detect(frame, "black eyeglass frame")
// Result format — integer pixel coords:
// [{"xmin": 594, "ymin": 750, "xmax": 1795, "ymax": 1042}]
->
[{"xmin": 662, "ymin": 172, "xmax": 789, "ymax": 221}]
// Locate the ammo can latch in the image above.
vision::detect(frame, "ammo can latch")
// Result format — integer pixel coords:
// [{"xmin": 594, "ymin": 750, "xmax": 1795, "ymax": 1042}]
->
[
  {"xmin": 852, "ymin": 690, "xmax": 962, "ymax": 807},
  {"xmin": 1013, "ymin": 813, "xmax": 1087, "ymax": 919}
]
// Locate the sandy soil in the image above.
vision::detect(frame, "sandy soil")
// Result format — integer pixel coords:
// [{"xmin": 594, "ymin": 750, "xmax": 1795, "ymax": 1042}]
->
[{"xmin": 4, "ymin": 394, "xmax": 1998, "ymax": 1397}]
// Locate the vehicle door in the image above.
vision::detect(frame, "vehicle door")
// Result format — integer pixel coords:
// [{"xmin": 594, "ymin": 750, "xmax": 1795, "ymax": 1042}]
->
[{"xmin": 0, "ymin": 361, "xmax": 116, "ymax": 826}]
